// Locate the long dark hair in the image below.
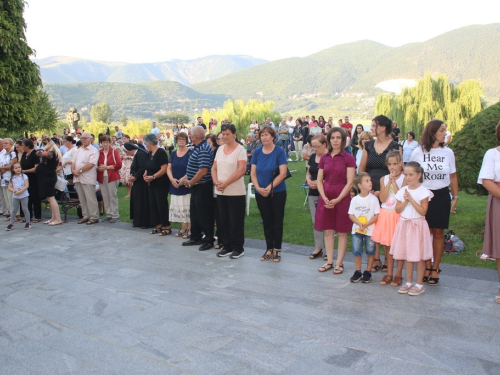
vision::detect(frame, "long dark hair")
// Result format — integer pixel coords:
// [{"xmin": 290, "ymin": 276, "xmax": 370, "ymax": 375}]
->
[{"xmin": 420, "ymin": 119, "xmax": 445, "ymax": 152}]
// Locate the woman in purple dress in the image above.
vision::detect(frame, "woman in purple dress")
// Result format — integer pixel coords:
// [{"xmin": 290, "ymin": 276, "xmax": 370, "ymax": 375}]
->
[{"xmin": 315, "ymin": 127, "xmax": 356, "ymax": 275}]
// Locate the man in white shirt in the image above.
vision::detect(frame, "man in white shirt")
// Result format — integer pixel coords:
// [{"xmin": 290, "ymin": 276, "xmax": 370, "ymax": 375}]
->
[{"xmin": 151, "ymin": 122, "xmax": 160, "ymax": 135}]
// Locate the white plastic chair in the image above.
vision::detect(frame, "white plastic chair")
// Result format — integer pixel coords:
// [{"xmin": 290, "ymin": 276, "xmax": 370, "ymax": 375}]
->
[{"xmin": 246, "ymin": 182, "xmax": 256, "ymax": 216}]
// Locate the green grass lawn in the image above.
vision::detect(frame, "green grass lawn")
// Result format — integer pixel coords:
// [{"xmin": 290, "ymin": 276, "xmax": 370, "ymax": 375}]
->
[{"xmin": 113, "ymin": 163, "xmax": 493, "ymax": 269}]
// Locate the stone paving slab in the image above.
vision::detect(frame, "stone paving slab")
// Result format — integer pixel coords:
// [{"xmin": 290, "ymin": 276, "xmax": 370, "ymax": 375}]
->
[{"xmin": 1, "ymin": 220, "xmax": 500, "ymax": 374}]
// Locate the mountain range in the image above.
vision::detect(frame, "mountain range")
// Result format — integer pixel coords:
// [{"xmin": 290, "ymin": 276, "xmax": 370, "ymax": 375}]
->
[
  {"xmin": 41, "ymin": 23, "xmax": 500, "ymax": 120},
  {"xmin": 35, "ymin": 55, "xmax": 267, "ymax": 85}
]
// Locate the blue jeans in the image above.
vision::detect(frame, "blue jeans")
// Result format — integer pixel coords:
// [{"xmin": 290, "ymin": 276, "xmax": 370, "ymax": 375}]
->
[
  {"xmin": 352, "ymin": 233, "xmax": 376, "ymax": 256},
  {"xmin": 289, "ymin": 134, "xmax": 295, "ymax": 151},
  {"xmin": 280, "ymin": 139, "xmax": 289, "ymax": 155}
]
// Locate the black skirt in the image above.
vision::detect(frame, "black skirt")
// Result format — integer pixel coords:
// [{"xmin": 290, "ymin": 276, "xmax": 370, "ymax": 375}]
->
[{"xmin": 425, "ymin": 187, "xmax": 451, "ymax": 229}]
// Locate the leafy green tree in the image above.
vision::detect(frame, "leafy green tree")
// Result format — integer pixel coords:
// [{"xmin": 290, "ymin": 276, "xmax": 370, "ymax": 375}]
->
[
  {"xmin": 0, "ymin": 0, "xmax": 50, "ymax": 133},
  {"xmin": 90, "ymin": 103, "xmax": 112, "ymax": 124},
  {"xmin": 375, "ymin": 74, "xmax": 486, "ymax": 139},
  {"xmin": 120, "ymin": 115, "xmax": 128, "ymax": 127},
  {"xmin": 200, "ymin": 99, "xmax": 281, "ymax": 136},
  {"xmin": 452, "ymin": 101, "xmax": 500, "ymax": 195},
  {"xmin": 156, "ymin": 112, "xmax": 190, "ymax": 124},
  {"xmin": 29, "ymin": 90, "xmax": 58, "ymax": 132}
]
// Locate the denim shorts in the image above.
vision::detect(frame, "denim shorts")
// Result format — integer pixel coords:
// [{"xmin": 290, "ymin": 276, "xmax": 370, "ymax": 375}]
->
[{"xmin": 352, "ymin": 233, "xmax": 376, "ymax": 256}]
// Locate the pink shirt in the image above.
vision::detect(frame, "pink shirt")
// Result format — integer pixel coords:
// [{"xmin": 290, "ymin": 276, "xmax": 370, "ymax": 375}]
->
[{"xmin": 73, "ymin": 146, "xmax": 99, "ymax": 185}]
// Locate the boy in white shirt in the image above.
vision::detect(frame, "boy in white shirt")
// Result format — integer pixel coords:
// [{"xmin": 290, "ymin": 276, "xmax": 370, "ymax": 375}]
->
[{"xmin": 348, "ymin": 172, "xmax": 380, "ymax": 283}]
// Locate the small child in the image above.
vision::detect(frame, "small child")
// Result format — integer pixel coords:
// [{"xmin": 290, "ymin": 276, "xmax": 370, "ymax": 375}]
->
[
  {"xmin": 6, "ymin": 163, "xmax": 30, "ymax": 231},
  {"xmin": 371, "ymin": 150, "xmax": 406, "ymax": 287},
  {"xmin": 348, "ymin": 173, "xmax": 380, "ymax": 283},
  {"xmin": 390, "ymin": 162, "xmax": 433, "ymax": 296}
]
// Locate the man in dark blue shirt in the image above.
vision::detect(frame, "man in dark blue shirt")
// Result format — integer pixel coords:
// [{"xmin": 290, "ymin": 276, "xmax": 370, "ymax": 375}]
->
[{"xmin": 181, "ymin": 126, "xmax": 215, "ymax": 250}]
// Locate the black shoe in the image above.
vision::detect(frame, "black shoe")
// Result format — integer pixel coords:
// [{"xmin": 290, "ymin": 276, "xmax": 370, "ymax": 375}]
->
[
  {"xmin": 350, "ymin": 270, "xmax": 362, "ymax": 283},
  {"xmin": 199, "ymin": 243, "xmax": 214, "ymax": 251},
  {"xmin": 230, "ymin": 250, "xmax": 244, "ymax": 259},
  {"xmin": 217, "ymin": 249, "xmax": 232, "ymax": 257},
  {"xmin": 362, "ymin": 270, "xmax": 372, "ymax": 283},
  {"xmin": 182, "ymin": 239, "xmax": 202, "ymax": 246}
]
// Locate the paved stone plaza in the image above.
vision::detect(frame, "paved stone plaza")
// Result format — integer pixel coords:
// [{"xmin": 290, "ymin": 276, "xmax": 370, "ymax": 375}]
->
[{"xmin": 1, "ymin": 220, "xmax": 500, "ymax": 374}]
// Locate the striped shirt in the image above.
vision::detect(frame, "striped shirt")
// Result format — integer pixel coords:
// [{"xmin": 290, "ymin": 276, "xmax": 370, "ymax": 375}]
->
[{"xmin": 186, "ymin": 140, "xmax": 214, "ymax": 183}]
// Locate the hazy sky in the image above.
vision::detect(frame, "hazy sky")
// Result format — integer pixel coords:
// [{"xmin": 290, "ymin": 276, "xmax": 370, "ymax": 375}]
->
[{"xmin": 24, "ymin": 0, "xmax": 499, "ymax": 63}]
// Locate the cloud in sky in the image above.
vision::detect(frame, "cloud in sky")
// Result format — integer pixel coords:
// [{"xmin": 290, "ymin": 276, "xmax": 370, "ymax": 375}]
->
[{"xmin": 24, "ymin": 0, "xmax": 500, "ymax": 63}]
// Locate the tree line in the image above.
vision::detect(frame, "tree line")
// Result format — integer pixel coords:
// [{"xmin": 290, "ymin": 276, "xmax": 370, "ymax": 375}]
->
[{"xmin": 375, "ymin": 73, "xmax": 486, "ymax": 139}]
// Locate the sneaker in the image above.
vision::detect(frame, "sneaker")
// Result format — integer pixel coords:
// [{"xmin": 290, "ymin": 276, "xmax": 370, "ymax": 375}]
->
[
  {"xmin": 102, "ymin": 217, "xmax": 112, "ymax": 222},
  {"xmin": 109, "ymin": 218, "xmax": 119, "ymax": 223},
  {"xmin": 398, "ymin": 284, "xmax": 412, "ymax": 294},
  {"xmin": 361, "ymin": 270, "xmax": 372, "ymax": 283},
  {"xmin": 230, "ymin": 250, "xmax": 244, "ymax": 259},
  {"xmin": 287, "ymin": 158, "xmax": 293, "ymax": 162},
  {"xmin": 24, "ymin": 223, "xmax": 31, "ymax": 230},
  {"xmin": 217, "ymin": 249, "xmax": 232, "ymax": 257},
  {"xmin": 350, "ymin": 270, "xmax": 362, "ymax": 283},
  {"xmin": 6, "ymin": 224, "xmax": 13, "ymax": 231},
  {"xmin": 408, "ymin": 285, "xmax": 425, "ymax": 296}
]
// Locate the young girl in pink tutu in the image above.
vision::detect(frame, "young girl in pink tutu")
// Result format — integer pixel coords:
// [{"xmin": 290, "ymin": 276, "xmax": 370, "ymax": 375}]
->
[
  {"xmin": 390, "ymin": 162, "xmax": 433, "ymax": 296},
  {"xmin": 371, "ymin": 150, "xmax": 406, "ymax": 287}
]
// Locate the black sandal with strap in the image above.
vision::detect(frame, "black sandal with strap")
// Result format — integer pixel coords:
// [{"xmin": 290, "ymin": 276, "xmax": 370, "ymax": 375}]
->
[
  {"xmin": 371, "ymin": 259, "xmax": 382, "ymax": 272},
  {"xmin": 260, "ymin": 249, "xmax": 273, "ymax": 261},
  {"xmin": 428, "ymin": 268, "xmax": 440, "ymax": 285},
  {"xmin": 423, "ymin": 268, "xmax": 432, "ymax": 283},
  {"xmin": 319, "ymin": 263, "xmax": 333, "ymax": 272},
  {"xmin": 158, "ymin": 228, "xmax": 172, "ymax": 236},
  {"xmin": 150, "ymin": 228, "xmax": 160, "ymax": 235},
  {"xmin": 273, "ymin": 250, "xmax": 281, "ymax": 263}
]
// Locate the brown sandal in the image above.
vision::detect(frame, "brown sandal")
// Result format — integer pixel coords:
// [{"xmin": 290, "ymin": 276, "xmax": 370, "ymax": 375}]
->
[
  {"xmin": 333, "ymin": 264, "xmax": 344, "ymax": 275},
  {"xmin": 391, "ymin": 276, "xmax": 403, "ymax": 287},
  {"xmin": 318, "ymin": 263, "xmax": 333, "ymax": 272},
  {"xmin": 380, "ymin": 275, "xmax": 393, "ymax": 285},
  {"xmin": 260, "ymin": 249, "xmax": 273, "ymax": 261}
]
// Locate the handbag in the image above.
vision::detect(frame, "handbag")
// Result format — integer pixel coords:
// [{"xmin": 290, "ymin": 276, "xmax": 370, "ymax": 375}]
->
[
  {"xmin": 55, "ymin": 175, "xmax": 68, "ymax": 192},
  {"xmin": 271, "ymin": 166, "xmax": 292, "ymax": 197}
]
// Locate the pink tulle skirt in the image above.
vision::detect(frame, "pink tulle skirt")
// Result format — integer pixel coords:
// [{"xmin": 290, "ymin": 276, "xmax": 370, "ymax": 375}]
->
[
  {"xmin": 390, "ymin": 217, "xmax": 433, "ymax": 262},
  {"xmin": 371, "ymin": 208, "xmax": 400, "ymax": 246}
]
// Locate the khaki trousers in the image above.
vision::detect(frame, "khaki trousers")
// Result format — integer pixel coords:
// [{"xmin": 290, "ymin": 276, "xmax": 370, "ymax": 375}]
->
[
  {"xmin": 101, "ymin": 177, "xmax": 119, "ymax": 219},
  {"xmin": 76, "ymin": 182, "xmax": 99, "ymax": 220}
]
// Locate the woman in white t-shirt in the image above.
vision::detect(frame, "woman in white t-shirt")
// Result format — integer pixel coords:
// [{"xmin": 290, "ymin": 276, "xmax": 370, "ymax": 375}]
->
[
  {"xmin": 212, "ymin": 124, "xmax": 247, "ymax": 259},
  {"xmin": 250, "ymin": 119, "xmax": 259, "ymax": 134},
  {"xmin": 410, "ymin": 119, "xmax": 459, "ymax": 286},
  {"xmin": 477, "ymin": 121, "xmax": 500, "ymax": 303}
]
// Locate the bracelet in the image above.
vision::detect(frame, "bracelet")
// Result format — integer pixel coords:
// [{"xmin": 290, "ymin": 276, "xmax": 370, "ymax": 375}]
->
[{"xmin": 452, "ymin": 195, "xmax": 459, "ymax": 199}]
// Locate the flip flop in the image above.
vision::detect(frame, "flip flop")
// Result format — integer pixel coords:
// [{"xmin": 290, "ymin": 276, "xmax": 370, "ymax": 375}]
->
[
  {"xmin": 44, "ymin": 220, "xmax": 52, "ymax": 224},
  {"xmin": 48, "ymin": 221, "xmax": 63, "ymax": 226}
]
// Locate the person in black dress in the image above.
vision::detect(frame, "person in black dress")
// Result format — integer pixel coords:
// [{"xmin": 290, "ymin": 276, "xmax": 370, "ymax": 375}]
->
[
  {"xmin": 20, "ymin": 139, "xmax": 42, "ymax": 222},
  {"xmin": 359, "ymin": 115, "xmax": 402, "ymax": 271},
  {"xmin": 124, "ymin": 142, "xmax": 151, "ymax": 229},
  {"xmin": 142, "ymin": 133, "xmax": 171, "ymax": 236},
  {"xmin": 35, "ymin": 138, "xmax": 63, "ymax": 225}
]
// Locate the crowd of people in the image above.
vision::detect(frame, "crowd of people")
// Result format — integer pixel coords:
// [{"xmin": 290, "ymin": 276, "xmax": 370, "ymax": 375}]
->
[{"xmin": 1, "ymin": 114, "xmax": 499, "ymax": 302}]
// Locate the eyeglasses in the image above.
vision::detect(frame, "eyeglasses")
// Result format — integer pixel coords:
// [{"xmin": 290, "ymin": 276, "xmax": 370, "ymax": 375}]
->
[
  {"xmin": 311, "ymin": 144, "xmax": 324, "ymax": 149},
  {"xmin": 80, "ymin": 137, "xmax": 89, "ymax": 140}
]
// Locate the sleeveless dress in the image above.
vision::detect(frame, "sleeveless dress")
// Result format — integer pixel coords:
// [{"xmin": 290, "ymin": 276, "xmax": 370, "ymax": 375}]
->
[{"xmin": 364, "ymin": 140, "xmax": 400, "ymax": 192}]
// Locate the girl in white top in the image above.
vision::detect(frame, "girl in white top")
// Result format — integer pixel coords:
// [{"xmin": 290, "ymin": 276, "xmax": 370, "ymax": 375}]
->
[
  {"xmin": 6, "ymin": 163, "xmax": 30, "ymax": 231},
  {"xmin": 390, "ymin": 162, "xmax": 433, "ymax": 296},
  {"xmin": 477, "ymin": 122, "xmax": 500, "ymax": 303},
  {"xmin": 371, "ymin": 150, "xmax": 406, "ymax": 286}
]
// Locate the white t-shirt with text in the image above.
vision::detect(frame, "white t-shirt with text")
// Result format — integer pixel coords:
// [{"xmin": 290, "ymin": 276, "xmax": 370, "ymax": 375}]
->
[{"xmin": 410, "ymin": 146, "xmax": 456, "ymax": 190}]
